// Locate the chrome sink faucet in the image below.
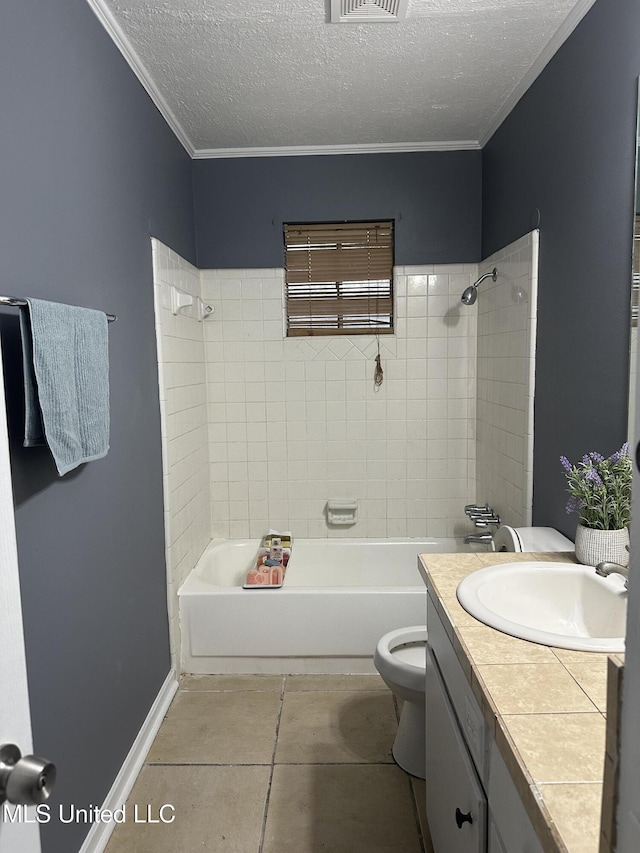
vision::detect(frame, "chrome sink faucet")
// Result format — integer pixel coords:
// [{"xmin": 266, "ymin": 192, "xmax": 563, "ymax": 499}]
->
[{"xmin": 595, "ymin": 547, "xmax": 630, "ymax": 589}]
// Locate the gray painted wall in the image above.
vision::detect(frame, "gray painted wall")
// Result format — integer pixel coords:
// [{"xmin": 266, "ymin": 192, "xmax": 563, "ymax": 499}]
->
[
  {"xmin": 4, "ymin": 0, "xmax": 639, "ymax": 848},
  {"xmin": 0, "ymin": 2, "xmax": 195, "ymax": 851},
  {"xmin": 193, "ymin": 151, "xmax": 482, "ymax": 268},
  {"xmin": 482, "ymin": 0, "xmax": 640, "ymax": 539}
]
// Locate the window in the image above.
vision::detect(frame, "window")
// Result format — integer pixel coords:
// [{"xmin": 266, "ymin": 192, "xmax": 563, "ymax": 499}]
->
[{"xmin": 284, "ymin": 220, "xmax": 394, "ymax": 336}]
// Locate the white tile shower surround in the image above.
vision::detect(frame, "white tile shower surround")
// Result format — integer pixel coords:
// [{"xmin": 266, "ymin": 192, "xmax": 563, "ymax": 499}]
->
[
  {"xmin": 151, "ymin": 236, "xmax": 537, "ymax": 665},
  {"xmin": 475, "ymin": 230, "xmax": 538, "ymax": 527},
  {"xmin": 200, "ymin": 264, "xmax": 478, "ymax": 542},
  {"xmin": 152, "ymin": 240, "xmax": 212, "ymax": 669}
]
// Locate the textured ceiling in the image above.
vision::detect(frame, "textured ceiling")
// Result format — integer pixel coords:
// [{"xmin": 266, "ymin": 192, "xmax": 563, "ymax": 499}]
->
[{"xmin": 98, "ymin": 0, "xmax": 592, "ymax": 154}]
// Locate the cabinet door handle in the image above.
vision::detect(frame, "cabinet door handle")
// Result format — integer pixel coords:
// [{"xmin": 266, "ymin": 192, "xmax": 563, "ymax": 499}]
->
[{"xmin": 455, "ymin": 807, "xmax": 473, "ymax": 829}]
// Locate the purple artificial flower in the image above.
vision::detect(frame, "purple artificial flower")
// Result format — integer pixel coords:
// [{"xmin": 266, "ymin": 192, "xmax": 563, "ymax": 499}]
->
[
  {"xmin": 585, "ymin": 468, "xmax": 603, "ymax": 487},
  {"xmin": 560, "ymin": 455, "xmax": 572, "ymax": 472},
  {"xmin": 565, "ymin": 496, "xmax": 582, "ymax": 514},
  {"xmin": 609, "ymin": 442, "xmax": 630, "ymax": 463},
  {"xmin": 561, "ymin": 443, "xmax": 631, "ymax": 529}
]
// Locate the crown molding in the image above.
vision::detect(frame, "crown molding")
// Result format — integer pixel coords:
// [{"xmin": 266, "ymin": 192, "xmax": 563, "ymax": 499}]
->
[
  {"xmin": 478, "ymin": 0, "xmax": 598, "ymax": 147},
  {"xmin": 86, "ymin": 0, "xmax": 195, "ymax": 157},
  {"xmin": 192, "ymin": 140, "xmax": 481, "ymax": 159}
]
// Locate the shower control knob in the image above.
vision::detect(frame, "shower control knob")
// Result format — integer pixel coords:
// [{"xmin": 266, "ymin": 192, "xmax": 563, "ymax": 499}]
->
[
  {"xmin": 465, "ymin": 504, "xmax": 489, "ymax": 517},
  {"xmin": 0, "ymin": 743, "xmax": 56, "ymax": 806},
  {"xmin": 473, "ymin": 514, "xmax": 500, "ymax": 527}
]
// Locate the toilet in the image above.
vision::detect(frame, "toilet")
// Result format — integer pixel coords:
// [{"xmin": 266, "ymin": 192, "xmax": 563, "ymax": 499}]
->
[
  {"xmin": 374, "ymin": 625, "xmax": 427, "ymax": 779},
  {"xmin": 374, "ymin": 525, "xmax": 575, "ymax": 780},
  {"xmin": 492, "ymin": 525, "xmax": 574, "ymax": 552}
]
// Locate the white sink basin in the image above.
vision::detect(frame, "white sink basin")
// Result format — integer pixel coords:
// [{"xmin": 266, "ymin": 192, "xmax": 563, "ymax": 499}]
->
[{"xmin": 456, "ymin": 561, "xmax": 627, "ymax": 652}]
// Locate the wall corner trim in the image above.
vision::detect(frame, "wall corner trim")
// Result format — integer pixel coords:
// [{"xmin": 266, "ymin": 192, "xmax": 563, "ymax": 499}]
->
[
  {"xmin": 78, "ymin": 669, "xmax": 179, "ymax": 853},
  {"xmin": 477, "ymin": 0, "xmax": 599, "ymax": 147},
  {"xmin": 85, "ymin": 0, "xmax": 195, "ymax": 157}
]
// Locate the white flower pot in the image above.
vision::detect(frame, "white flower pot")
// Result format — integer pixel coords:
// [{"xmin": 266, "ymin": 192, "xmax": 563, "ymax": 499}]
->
[{"xmin": 574, "ymin": 524, "xmax": 630, "ymax": 567}]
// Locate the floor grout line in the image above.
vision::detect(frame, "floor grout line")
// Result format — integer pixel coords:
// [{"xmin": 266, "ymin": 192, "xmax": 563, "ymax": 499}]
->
[
  {"xmin": 119, "ymin": 677, "xmax": 425, "ymax": 852},
  {"xmin": 257, "ymin": 675, "xmax": 287, "ymax": 853}
]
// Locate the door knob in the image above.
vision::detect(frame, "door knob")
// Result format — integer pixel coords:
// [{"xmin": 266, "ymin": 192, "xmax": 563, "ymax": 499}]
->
[
  {"xmin": 455, "ymin": 807, "xmax": 473, "ymax": 828},
  {"xmin": 0, "ymin": 743, "xmax": 56, "ymax": 806}
]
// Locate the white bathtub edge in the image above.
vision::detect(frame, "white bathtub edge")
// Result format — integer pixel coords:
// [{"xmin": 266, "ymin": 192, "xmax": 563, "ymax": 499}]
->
[{"xmin": 79, "ymin": 669, "xmax": 179, "ymax": 853}]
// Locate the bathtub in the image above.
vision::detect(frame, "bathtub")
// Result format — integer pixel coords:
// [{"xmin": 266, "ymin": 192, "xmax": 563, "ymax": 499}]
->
[{"xmin": 178, "ymin": 537, "xmax": 472, "ymax": 674}]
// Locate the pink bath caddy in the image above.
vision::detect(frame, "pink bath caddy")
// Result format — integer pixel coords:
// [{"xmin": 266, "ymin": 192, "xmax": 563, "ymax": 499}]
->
[
  {"xmin": 242, "ymin": 531, "xmax": 292, "ymax": 589},
  {"xmin": 242, "ymin": 567, "xmax": 284, "ymax": 590}
]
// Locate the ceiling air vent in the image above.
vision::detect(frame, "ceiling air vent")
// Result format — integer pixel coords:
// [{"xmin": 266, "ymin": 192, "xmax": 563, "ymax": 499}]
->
[{"xmin": 330, "ymin": 0, "xmax": 409, "ymax": 24}]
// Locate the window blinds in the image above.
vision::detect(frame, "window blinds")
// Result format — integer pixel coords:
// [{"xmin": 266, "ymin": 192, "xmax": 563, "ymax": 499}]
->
[{"xmin": 284, "ymin": 220, "xmax": 394, "ymax": 336}]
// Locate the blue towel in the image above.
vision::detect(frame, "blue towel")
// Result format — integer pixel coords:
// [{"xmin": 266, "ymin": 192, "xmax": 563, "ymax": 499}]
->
[{"xmin": 19, "ymin": 298, "xmax": 110, "ymax": 476}]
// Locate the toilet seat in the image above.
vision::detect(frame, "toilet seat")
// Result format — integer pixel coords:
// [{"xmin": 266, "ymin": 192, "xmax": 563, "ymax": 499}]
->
[
  {"xmin": 374, "ymin": 625, "xmax": 427, "ymax": 696},
  {"xmin": 392, "ymin": 642, "xmax": 425, "ymax": 668}
]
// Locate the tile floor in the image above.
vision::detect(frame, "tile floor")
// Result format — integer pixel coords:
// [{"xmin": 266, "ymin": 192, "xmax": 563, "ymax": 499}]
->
[{"xmin": 105, "ymin": 674, "xmax": 432, "ymax": 853}]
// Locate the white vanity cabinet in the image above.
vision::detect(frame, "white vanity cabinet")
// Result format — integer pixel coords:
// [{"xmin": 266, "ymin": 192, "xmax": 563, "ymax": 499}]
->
[
  {"xmin": 425, "ymin": 591, "xmax": 544, "ymax": 853},
  {"xmin": 426, "ymin": 645, "xmax": 487, "ymax": 852}
]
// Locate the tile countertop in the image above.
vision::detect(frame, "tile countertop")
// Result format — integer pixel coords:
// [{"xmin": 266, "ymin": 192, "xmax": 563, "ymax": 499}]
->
[{"xmin": 418, "ymin": 551, "xmax": 622, "ymax": 853}]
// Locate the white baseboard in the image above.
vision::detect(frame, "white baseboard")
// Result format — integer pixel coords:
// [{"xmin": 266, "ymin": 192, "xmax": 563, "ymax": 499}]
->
[
  {"xmin": 79, "ymin": 670, "xmax": 179, "ymax": 853},
  {"xmin": 183, "ymin": 655, "xmax": 377, "ymax": 674}
]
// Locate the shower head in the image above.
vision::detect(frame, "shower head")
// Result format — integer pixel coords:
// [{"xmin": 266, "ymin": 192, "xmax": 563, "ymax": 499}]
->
[
  {"xmin": 460, "ymin": 268, "xmax": 497, "ymax": 305},
  {"xmin": 461, "ymin": 285, "xmax": 478, "ymax": 306}
]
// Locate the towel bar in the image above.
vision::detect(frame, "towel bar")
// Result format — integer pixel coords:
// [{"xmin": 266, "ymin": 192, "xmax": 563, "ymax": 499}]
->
[{"xmin": 0, "ymin": 295, "xmax": 116, "ymax": 322}]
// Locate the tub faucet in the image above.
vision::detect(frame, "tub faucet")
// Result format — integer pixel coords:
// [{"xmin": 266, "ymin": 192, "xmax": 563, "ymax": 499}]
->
[
  {"xmin": 464, "ymin": 532, "xmax": 493, "ymax": 545},
  {"xmin": 594, "ymin": 561, "xmax": 630, "ymax": 589}
]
